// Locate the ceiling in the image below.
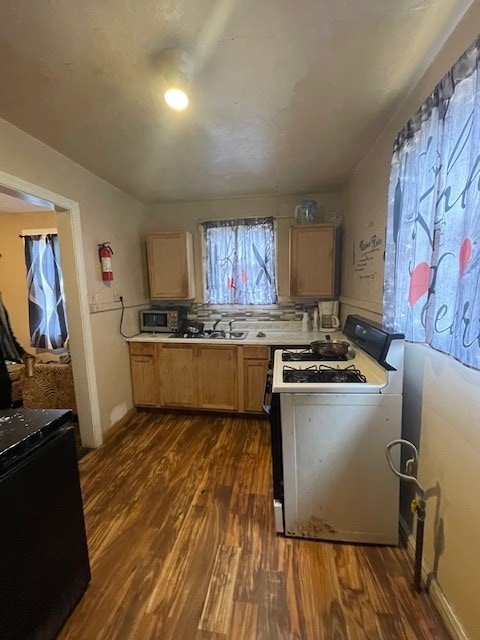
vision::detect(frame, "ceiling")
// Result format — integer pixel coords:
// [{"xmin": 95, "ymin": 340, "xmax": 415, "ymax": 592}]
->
[
  {"xmin": 0, "ymin": 1, "xmax": 473, "ymax": 203},
  {"xmin": 0, "ymin": 191, "xmax": 52, "ymax": 214}
]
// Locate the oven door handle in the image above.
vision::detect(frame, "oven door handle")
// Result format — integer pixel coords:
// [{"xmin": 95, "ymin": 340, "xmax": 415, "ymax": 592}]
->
[{"xmin": 262, "ymin": 364, "xmax": 273, "ymax": 415}]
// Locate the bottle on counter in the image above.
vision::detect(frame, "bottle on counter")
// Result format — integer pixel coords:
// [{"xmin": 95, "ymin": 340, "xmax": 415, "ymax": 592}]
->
[
  {"xmin": 302, "ymin": 310, "xmax": 310, "ymax": 332},
  {"xmin": 312, "ymin": 306, "xmax": 319, "ymax": 332},
  {"xmin": 23, "ymin": 354, "xmax": 35, "ymax": 378}
]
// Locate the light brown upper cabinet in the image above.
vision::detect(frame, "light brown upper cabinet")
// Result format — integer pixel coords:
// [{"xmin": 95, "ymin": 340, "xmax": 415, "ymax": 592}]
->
[
  {"xmin": 147, "ymin": 231, "xmax": 195, "ymax": 300},
  {"xmin": 289, "ymin": 224, "xmax": 341, "ymax": 299}
]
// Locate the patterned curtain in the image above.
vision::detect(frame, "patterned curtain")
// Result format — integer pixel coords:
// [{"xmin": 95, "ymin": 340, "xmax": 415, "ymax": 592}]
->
[
  {"xmin": 384, "ymin": 36, "xmax": 480, "ymax": 369},
  {"xmin": 203, "ymin": 217, "xmax": 277, "ymax": 304},
  {"xmin": 24, "ymin": 234, "xmax": 69, "ymax": 349}
]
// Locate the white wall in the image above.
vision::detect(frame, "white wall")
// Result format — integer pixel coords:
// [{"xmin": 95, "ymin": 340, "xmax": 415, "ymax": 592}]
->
[
  {"xmin": 0, "ymin": 119, "xmax": 148, "ymax": 438},
  {"xmin": 145, "ymin": 193, "xmax": 344, "ymax": 302},
  {"xmin": 342, "ymin": 4, "xmax": 480, "ymax": 638}
]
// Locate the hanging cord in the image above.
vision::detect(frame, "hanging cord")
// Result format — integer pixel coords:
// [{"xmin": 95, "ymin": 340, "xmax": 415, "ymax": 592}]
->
[{"xmin": 119, "ymin": 296, "xmax": 141, "ymax": 340}]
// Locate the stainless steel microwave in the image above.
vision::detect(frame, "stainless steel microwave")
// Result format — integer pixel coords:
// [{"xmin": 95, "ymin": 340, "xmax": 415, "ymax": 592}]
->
[{"xmin": 139, "ymin": 308, "xmax": 186, "ymax": 333}]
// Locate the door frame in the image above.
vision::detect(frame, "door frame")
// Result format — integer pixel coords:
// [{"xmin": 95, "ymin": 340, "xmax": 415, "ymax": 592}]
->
[{"xmin": 0, "ymin": 169, "xmax": 103, "ymax": 448}]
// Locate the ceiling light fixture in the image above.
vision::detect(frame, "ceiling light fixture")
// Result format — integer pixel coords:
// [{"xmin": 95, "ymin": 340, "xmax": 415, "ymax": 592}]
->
[
  {"xmin": 164, "ymin": 69, "xmax": 189, "ymax": 111},
  {"xmin": 157, "ymin": 48, "xmax": 190, "ymax": 111}
]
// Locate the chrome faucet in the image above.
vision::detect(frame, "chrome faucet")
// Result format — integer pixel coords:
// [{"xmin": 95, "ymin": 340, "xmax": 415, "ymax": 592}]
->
[{"xmin": 228, "ymin": 320, "xmax": 235, "ymax": 332}]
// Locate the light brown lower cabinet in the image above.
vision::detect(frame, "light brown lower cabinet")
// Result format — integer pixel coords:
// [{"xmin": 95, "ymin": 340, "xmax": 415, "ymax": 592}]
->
[
  {"xmin": 242, "ymin": 346, "xmax": 270, "ymax": 413},
  {"xmin": 129, "ymin": 343, "xmax": 158, "ymax": 406},
  {"xmin": 195, "ymin": 345, "xmax": 238, "ymax": 411},
  {"xmin": 157, "ymin": 344, "xmax": 196, "ymax": 407},
  {"xmin": 129, "ymin": 342, "xmax": 269, "ymax": 413}
]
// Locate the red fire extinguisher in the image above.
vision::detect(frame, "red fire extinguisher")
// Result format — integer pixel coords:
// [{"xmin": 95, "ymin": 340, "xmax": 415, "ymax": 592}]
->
[{"xmin": 98, "ymin": 243, "xmax": 114, "ymax": 281}]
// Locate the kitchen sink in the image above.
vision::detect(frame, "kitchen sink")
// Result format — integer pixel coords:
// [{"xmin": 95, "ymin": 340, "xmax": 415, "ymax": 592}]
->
[
  {"xmin": 208, "ymin": 330, "xmax": 248, "ymax": 340},
  {"xmin": 168, "ymin": 330, "xmax": 249, "ymax": 340}
]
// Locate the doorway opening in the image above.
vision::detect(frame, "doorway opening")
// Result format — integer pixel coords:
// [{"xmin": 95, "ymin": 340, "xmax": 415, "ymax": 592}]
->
[{"xmin": 0, "ymin": 171, "xmax": 103, "ymax": 448}]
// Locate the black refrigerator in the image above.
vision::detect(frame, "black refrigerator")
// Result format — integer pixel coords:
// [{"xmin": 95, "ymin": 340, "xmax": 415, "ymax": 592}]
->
[{"xmin": 0, "ymin": 409, "xmax": 91, "ymax": 640}]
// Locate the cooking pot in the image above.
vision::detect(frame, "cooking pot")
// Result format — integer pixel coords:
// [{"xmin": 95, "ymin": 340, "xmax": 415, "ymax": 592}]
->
[
  {"xmin": 182, "ymin": 320, "xmax": 205, "ymax": 334},
  {"xmin": 311, "ymin": 335, "xmax": 350, "ymax": 357}
]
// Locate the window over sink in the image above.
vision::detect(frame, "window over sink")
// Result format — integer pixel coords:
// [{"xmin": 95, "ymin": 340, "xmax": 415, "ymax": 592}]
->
[{"xmin": 201, "ymin": 217, "xmax": 277, "ymax": 305}]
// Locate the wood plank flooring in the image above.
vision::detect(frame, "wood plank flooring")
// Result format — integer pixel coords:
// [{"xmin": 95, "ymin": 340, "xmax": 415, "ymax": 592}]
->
[{"xmin": 58, "ymin": 411, "xmax": 451, "ymax": 640}]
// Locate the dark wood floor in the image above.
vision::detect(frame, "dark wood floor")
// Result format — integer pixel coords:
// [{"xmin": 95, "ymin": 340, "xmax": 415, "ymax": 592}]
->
[{"xmin": 59, "ymin": 411, "xmax": 451, "ymax": 640}]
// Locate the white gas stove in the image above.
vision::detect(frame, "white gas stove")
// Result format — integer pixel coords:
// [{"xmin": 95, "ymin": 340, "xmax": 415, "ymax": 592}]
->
[
  {"xmin": 272, "ymin": 317, "xmax": 404, "ymax": 394},
  {"xmin": 266, "ymin": 315, "xmax": 405, "ymax": 544}
]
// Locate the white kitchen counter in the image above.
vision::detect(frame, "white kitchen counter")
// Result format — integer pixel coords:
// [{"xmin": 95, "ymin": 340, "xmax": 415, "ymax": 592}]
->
[{"xmin": 128, "ymin": 324, "xmax": 344, "ymax": 346}]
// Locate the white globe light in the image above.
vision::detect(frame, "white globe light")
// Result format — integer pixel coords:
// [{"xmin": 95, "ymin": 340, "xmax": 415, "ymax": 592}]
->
[{"xmin": 164, "ymin": 88, "xmax": 189, "ymax": 111}]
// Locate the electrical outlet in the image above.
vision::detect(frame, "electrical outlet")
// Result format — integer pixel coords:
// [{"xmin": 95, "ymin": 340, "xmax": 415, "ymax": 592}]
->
[{"xmin": 114, "ymin": 291, "xmax": 122, "ymax": 302}]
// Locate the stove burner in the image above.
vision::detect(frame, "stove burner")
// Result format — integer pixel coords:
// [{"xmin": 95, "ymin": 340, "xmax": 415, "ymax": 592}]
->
[
  {"xmin": 282, "ymin": 365, "xmax": 317, "ymax": 383},
  {"xmin": 282, "ymin": 364, "xmax": 367, "ymax": 384},
  {"xmin": 282, "ymin": 348, "xmax": 348, "ymax": 362}
]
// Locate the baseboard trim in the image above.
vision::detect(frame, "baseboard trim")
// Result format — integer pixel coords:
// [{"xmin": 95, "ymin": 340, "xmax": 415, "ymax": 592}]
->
[
  {"xmin": 103, "ymin": 406, "xmax": 137, "ymax": 443},
  {"xmin": 399, "ymin": 516, "xmax": 468, "ymax": 640}
]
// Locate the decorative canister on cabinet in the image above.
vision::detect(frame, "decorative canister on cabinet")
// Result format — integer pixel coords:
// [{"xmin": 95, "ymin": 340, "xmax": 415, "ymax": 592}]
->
[{"xmin": 295, "ymin": 200, "xmax": 318, "ymax": 224}]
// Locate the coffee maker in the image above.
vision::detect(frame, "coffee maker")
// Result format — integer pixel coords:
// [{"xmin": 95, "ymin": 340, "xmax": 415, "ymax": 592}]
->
[{"xmin": 318, "ymin": 301, "xmax": 340, "ymax": 332}]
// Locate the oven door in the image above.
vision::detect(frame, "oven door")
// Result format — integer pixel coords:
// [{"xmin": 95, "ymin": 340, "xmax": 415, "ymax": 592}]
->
[{"xmin": 263, "ymin": 365, "xmax": 284, "ymax": 533}]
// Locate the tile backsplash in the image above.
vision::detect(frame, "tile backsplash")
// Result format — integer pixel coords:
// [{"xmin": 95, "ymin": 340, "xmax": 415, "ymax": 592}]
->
[{"xmin": 188, "ymin": 302, "xmax": 311, "ymax": 323}]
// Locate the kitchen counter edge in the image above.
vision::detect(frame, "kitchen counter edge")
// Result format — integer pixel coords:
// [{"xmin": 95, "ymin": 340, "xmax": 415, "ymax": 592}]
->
[{"xmin": 127, "ymin": 331, "xmax": 343, "ymax": 346}]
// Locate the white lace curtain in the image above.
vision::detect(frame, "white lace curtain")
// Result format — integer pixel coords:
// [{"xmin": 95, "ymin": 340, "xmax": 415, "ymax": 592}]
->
[
  {"xmin": 384, "ymin": 36, "xmax": 480, "ymax": 369},
  {"xmin": 202, "ymin": 217, "xmax": 277, "ymax": 304}
]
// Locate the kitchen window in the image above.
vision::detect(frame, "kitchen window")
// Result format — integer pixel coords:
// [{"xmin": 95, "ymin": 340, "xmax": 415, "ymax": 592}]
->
[
  {"xmin": 383, "ymin": 35, "xmax": 480, "ymax": 370},
  {"xmin": 22, "ymin": 231, "xmax": 69, "ymax": 349},
  {"xmin": 201, "ymin": 217, "xmax": 277, "ymax": 305}
]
